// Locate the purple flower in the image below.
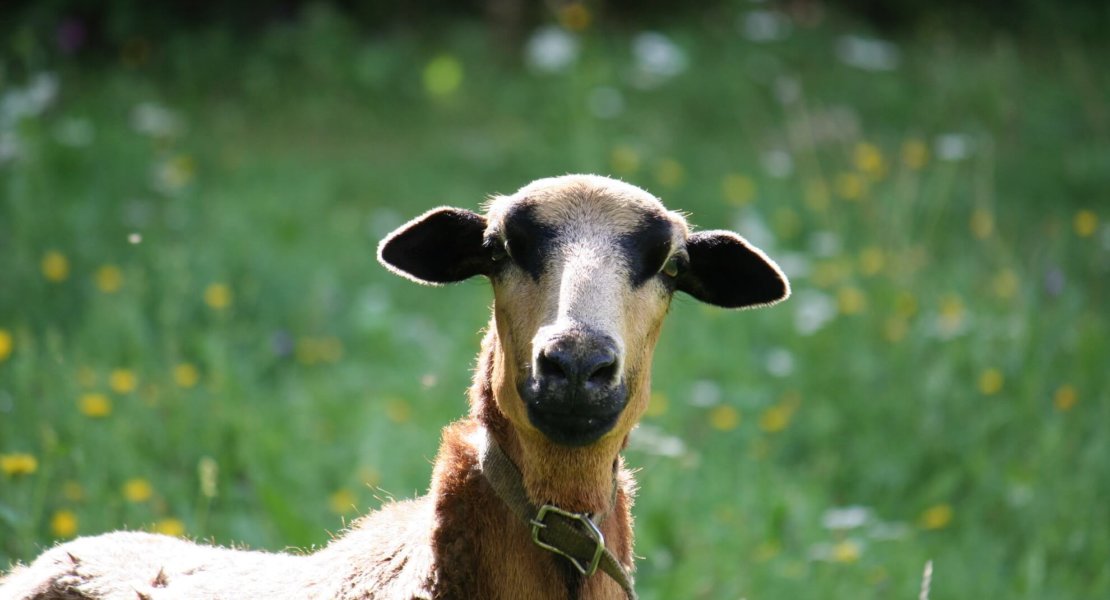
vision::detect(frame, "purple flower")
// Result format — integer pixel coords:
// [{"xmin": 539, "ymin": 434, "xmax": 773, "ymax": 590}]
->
[{"xmin": 56, "ymin": 18, "xmax": 87, "ymax": 54}]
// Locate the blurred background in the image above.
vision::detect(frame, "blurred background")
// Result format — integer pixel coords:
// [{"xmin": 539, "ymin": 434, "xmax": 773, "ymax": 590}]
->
[{"xmin": 1, "ymin": 1, "xmax": 1108, "ymax": 598}]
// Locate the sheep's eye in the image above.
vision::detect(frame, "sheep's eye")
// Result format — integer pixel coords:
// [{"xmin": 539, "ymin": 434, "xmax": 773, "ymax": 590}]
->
[
  {"xmin": 661, "ymin": 254, "xmax": 682, "ymax": 278},
  {"xmin": 486, "ymin": 238, "xmax": 509, "ymax": 262}
]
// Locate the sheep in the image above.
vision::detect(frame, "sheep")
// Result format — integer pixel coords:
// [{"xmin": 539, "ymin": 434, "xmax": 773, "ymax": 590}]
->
[{"xmin": 1, "ymin": 174, "xmax": 790, "ymax": 600}]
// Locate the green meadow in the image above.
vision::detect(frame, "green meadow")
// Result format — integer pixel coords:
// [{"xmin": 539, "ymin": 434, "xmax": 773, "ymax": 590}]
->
[{"xmin": 2, "ymin": 6, "xmax": 1108, "ymax": 599}]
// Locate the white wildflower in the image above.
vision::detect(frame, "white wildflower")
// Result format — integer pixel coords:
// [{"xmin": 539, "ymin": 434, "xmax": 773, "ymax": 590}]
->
[
  {"xmin": 628, "ymin": 424, "xmax": 687, "ymax": 458},
  {"xmin": 836, "ymin": 35, "xmax": 900, "ymax": 71},
  {"xmin": 631, "ymin": 32, "xmax": 688, "ymax": 88},
  {"xmin": 740, "ymin": 10, "xmax": 791, "ymax": 42},
  {"xmin": 525, "ymin": 26, "xmax": 580, "ymax": 73},
  {"xmin": 765, "ymin": 348, "xmax": 795, "ymax": 377},
  {"xmin": 131, "ymin": 102, "xmax": 184, "ymax": 138},
  {"xmin": 794, "ymin": 290, "xmax": 837, "ymax": 336},
  {"xmin": 822, "ymin": 505, "xmax": 872, "ymax": 530},
  {"xmin": 688, "ymin": 380, "xmax": 722, "ymax": 407},
  {"xmin": 761, "ymin": 149, "xmax": 794, "ymax": 178},
  {"xmin": 934, "ymin": 133, "xmax": 973, "ymax": 161}
]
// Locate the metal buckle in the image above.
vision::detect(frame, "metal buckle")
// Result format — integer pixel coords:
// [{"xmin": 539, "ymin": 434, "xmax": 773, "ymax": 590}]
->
[{"xmin": 530, "ymin": 504, "xmax": 606, "ymax": 576}]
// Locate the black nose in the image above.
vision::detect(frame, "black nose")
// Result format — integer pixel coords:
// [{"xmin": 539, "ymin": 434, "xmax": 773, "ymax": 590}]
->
[
  {"xmin": 536, "ymin": 342, "xmax": 619, "ymax": 388},
  {"xmin": 524, "ymin": 329, "xmax": 627, "ymax": 446}
]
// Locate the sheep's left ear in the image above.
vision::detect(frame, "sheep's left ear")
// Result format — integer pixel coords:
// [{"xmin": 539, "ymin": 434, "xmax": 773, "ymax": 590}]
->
[
  {"xmin": 677, "ymin": 230, "xmax": 790, "ymax": 309},
  {"xmin": 378, "ymin": 207, "xmax": 490, "ymax": 285}
]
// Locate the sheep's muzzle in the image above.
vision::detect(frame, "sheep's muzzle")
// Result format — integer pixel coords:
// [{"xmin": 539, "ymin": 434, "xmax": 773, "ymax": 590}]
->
[{"xmin": 520, "ymin": 326, "xmax": 628, "ymax": 447}]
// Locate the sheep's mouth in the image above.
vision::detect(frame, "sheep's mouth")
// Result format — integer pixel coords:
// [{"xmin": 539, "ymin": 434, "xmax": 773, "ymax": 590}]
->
[{"xmin": 520, "ymin": 378, "xmax": 628, "ymax": 447}]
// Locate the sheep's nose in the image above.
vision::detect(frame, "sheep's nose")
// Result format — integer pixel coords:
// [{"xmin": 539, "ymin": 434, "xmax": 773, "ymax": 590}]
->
[
  {"xmin": 525, "ymin": 328, "xmax": 628, "ymax": 446},
  {"xmin": 536, "ymin": 337, "xmax": 620, "ymax": 389}
]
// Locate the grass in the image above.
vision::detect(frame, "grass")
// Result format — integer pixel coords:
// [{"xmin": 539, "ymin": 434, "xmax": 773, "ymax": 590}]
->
[{"xmin": 2, "ymin": 6, "xmax": 1108, "ymax": 599}]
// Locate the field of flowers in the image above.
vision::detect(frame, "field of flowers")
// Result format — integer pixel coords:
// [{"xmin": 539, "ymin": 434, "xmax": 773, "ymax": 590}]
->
[{"xmin": 1, "ymin": 5, "xmax": 1108, "ymax": 599}]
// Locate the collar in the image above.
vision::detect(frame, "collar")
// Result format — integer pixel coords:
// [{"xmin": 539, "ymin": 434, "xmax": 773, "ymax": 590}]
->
[{"xmin": 477, "ymin": 431, "xmax": 637, "ymax": 599}]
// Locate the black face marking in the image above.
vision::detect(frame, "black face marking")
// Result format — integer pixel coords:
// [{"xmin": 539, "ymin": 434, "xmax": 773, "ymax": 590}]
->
[
  {"xmin": 501, "ymin": 203, "xmax": 558, "ymax": 281},
  {"xmin": 619, "ymin": 212, "xmax": 676, "ymax": 287}
]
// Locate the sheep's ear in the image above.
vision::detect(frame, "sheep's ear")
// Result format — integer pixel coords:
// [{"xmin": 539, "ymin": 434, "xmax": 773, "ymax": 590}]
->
[
  {"xmin": 677, "ymin": 230, "xmax": 790, "ymax": 309},
  {"xmin": 378, "ymin": 207, "xmax": 490, "ymax": 285}
]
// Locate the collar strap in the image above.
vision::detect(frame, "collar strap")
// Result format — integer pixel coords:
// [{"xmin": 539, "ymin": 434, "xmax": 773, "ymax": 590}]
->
[{"xmin": 479, "ymin": 436, "xmax": 638, "ymax": 600}]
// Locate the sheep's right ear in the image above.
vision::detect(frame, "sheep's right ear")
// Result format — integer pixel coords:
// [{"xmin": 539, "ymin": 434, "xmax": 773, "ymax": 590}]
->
[{"xmin": 378, "ymin": 207, "xmax": 491, "ymax": 285}]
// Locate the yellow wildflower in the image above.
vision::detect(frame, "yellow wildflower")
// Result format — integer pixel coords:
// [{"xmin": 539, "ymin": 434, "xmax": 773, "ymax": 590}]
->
[
  {"xmin": 978, "ymin": 368, "xmax": 1004, "ymax": 396},
  {"xmin": 0, "ymin": 328, "xmax": 11, "ymax": 362},
  {"xmin": 109, "ymin": 369, "xmax": 138, "ymax": 394},
  {"xmin": 204, "ymin": 283, "xmax": 232, "ymax": 310},
  {"xmin": 895, "ymin": 291, "xmax": 918, "ymax": 317},
  {"xmin": 558, "ymin": 3, "xmax": 591, "ymax": 31},
  {"xmin": 835, "ymin": 172, "xmax": 865, "ymax": 200},
  {"xmin": 812, "ymin": 259, "xmax": 853, "ymax": 288},
  {"xmin": 919, "ymin": 504, "xmax": 953, "ymax": 530},
  {"xmin": 359, "ymin": 466, "xmax": 381, "ymax": 488},
  {"xmin": 51, "ymin": 510, "xmax": 78, "ymax": 538},
  {"xmin": 709, "ymin": 405, "xmax": 740, "ymax": 431},
  {"xmin": 198, "ymin": 456, "xmax": 219, "ymax": 499},
  {"xmin": 121, "ymin": 37, "xmax": 151, "ymax": 68},
  {"xmin": 329, "ymin": 489, "xmax": 357, "ymax": 515},
  {"xmin": 79, "ymin": 393, "xmax": 112, "ymax": 418},
  {"xmin": 774, "ymin": 207, "xmax": 801, "ymax": 239},
  {"xmin": 722, "ymin": 174, "xmax": 756, "ymax": 206},
  {"xmin": 41, "ymin": 251, "xmax": 70, "ymax": 282},
  {"xmin": 645, "ymin": 392, "xmax": 668, "ymax": 417},
  {"xmin": 760, "ymin": 391, "xmax": 800, "ymax": 433},
  {"xmin": 991, "ymin": 269, "xmax": 1019, "ymax": 300},
  {"xmin": 385, "ymin": 398, "xmax": 411, "ymax": 423},
  {"xmin": 853, "ymin": 142, "xmax": 886, "ymax": 178},
  {"xmin": 901, "ymin": 139, "xmax": 929, "ymax": 169},
  {"xmin": 868, "ymin": 567, "xmax": 889, "ymax": 585},
  {"xmin": 423, "ymin": 55, "xmax": 463, "ymax": 97},
  {"xmin": 858, "ymin": 247, "xmax": 885, "ymax": 276},
  {"xmin": 753, "ymin": 540, "xmax": 782, "ymax": 563},
  {"xmin": 654, "ymin": 159, "xmax": 685, "ymax": 189},
  {"xmin": 318, "ymin": 337, "xmax": 344, "ymax": 363},
  {"xmin": 837, "ymin": 286, "xmax": 867, "ymax": 315},
  {"xmin": 759, "ymin": 404, "xmax": 794, "ymax": 433},
  {"xmin": 159, "ymin": 155, "xmax": 195, "ymax": 190},
  {"xmin": 1053, "ymin": 385, "xmax": 1077, "ymax": 412},
  {"xmin": 63, "ymin": 481, "xmax": 85, "ymax": 502},
  {"xmin": 969, "ymin": 208, "xmax": 994, "ymax": 239},
  {"xmin": 831, "ymin": 539, "xmax": 862, "ymax": 563},
  {"xmin": 123, "ymin": 478, "xmax": 153, "ymax": 503},
  {"xmin": 0, "ymin": 453, "xmax": 38, "ymax": 476},
  {"xmin": 1074, "ymin": 210, "xmax": 1098, "ymax": 238},
  {"xmin": 804, "ymin": 180, "xmax": 830, "ymax": 213},
  {"xmin": 297, "ymin": 337, "xmax": 341, "ymax": 365},
  {"xmin": 173, "ymin": 363, "xmax": 199, "ymax": 388},
  {"xmin": 884, "ymin": 316, "xmax": 909, "ymax": 343},
  {"xmin": 95, "ymin": 265, "xmax": 123, "ymax": 293},
  {"xmin": 610, "ymin": 146, "xmax": 640, "ymax": 175},
  {"xmin": 937, "ymin": 293, "xmax": 965, "ymax": 334},
  {"xmin": 154, "ymin": 518, "xmax": 186, "ymax": 537}
]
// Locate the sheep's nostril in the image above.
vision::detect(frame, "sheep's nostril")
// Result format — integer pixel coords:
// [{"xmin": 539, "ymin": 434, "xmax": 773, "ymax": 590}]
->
[
  {"xmin": 587, "ymin": 359, "xmax": 618, "ymax": 386},
  {"xmin": 537, "ymin": 348, "xmax": 571, "ymax": 381}
]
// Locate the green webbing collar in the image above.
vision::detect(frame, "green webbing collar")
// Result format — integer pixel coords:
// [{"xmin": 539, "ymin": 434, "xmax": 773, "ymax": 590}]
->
[{"xmin": 478, "ymin": 435, "xmax": 637, "ymax": 600}]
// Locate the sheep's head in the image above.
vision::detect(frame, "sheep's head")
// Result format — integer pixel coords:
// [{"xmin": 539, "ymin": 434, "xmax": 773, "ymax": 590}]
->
[{"xmin": 379, "ymin": 175, "xmax": 788, "ymax": 474}]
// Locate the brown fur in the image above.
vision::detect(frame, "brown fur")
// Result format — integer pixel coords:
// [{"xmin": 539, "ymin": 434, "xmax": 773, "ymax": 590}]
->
[{"xmin": 1, "ymin": 175, "xmax": 786, "ymax": 600}]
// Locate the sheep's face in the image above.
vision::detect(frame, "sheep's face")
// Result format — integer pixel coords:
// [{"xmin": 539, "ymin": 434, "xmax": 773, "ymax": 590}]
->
[{"xmin": 379, "ymin": 175, "xmax": 789, "ymax": 449}]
